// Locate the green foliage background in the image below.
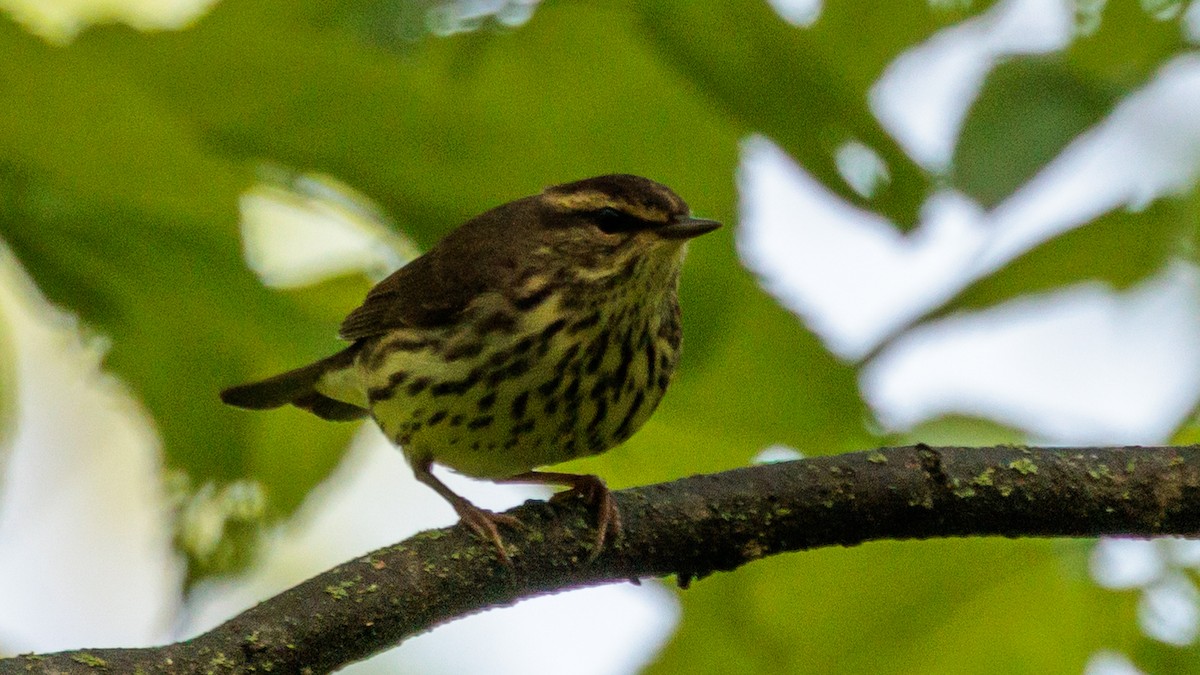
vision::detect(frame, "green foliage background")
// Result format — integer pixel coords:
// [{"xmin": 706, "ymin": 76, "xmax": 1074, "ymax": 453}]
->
[{"xmin": 1, "ymin": 0, "xmax": 1198, "ymax": 672}]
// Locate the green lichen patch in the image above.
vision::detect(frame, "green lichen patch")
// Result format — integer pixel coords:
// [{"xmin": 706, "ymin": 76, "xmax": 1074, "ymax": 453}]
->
[
  {"xmin": 1007, "ymin": 458, "xmax": 1038, "ymax": 475},
  {"xmin": 971, "ymin": 468, "xmax": 995, "ymax": 487},
  {"xmin": 867, "ymin": 451, "xmax": 888, "ymax": 464},
  {"xmin": 324, "ymin": 579, "xmax": 357, "ymax": 600},
  {"xmin": 71, "ymin": 653, "xmax": 108, "ymax": 668},
  {"xmin": 359, "ymin": 554, "xmax": 385, "ymax": 568}
]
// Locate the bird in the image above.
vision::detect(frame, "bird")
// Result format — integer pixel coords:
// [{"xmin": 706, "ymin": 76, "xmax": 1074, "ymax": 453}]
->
[{"xmin": 220, "ymin": 174, "xmax": 720, "ymax": 562}]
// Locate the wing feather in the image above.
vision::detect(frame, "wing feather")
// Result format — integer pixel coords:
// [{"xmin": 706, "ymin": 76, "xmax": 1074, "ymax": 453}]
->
[{"xmin": 338, "ymin": 198, "xmax": 537, "ymax": 340}]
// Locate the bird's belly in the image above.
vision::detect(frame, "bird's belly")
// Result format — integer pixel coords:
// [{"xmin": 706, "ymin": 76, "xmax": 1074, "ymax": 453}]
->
[{"xmin": 361, "ymin": 315, "xmax": 676, "ymax": 479}]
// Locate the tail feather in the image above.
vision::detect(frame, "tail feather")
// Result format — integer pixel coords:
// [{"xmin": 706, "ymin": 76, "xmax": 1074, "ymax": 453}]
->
[
  {"xmin": 220, "ymin": 348, "xmax": 368, "ymax": 422},
  {"xmin": 292, "ymin": 391, "xmax": 369, "ymax": 421}
]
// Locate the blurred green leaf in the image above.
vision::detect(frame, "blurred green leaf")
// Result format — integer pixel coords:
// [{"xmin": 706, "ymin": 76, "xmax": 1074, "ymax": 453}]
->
[
  {"xmin": 83, "ymin": 0, "xmax": 739, "ymax": 238},
  {"xmin": 937, "ymin": 195, "xmax": 1195, "ymax": 317},
  {"xmin": 1129, "ymin": 629, "xmax": 1200, "ymax": 674},
  {"xmin": 629, "ymin": 0, "xmax": 951, "ymax": 228},
  {"xmin": 953, "ymin": 58, "xmax": 1119, "ymax": 208},
  {"xmin": 899, "ymin": 541, "xmax": 1138, "ymax": 675},
  {"xmin": 0, "ymin": 285, "xmax": 14, "ymax": 456},
  {"xmin": 652, "ymin": 538, "xmax": 1134, "ymax": 675},
  {"xmin": 954, "ymin": 2, "xmax": 1191, "ymax": 208},
  {"xmin": 1067, "ymin": 0, "xmax": 1189, "ymax": 91},
  {"xmin": 0, "ymin": 18, "xmax": 358, "ymax": 531},
  {"xmin": 1170, "ymin": 392, "xmax": 1200, "ymax": 447},
  {"xmin": 804, "ymin": 0, "xmax": 991, "ymax": 87},
  {"xmin": 889, "ymin": 413, "xmax": 1029, "ymax": 447},
  {"xmin": 661, "ymin": 276, "xmax": 873, "ymax": 456},
  {"xmin": 566, "ymin": 263, "xmax": 873, "ymax": 488}
]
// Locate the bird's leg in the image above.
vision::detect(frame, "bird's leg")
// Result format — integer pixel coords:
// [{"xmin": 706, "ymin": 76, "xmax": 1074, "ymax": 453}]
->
[
  {"xmin": 499, "ymin": 472, "xmax": 621, "ymax": 561},
  {"xmin": 411, "ymin": 458, "xmax": 521, "ymax": 564}
]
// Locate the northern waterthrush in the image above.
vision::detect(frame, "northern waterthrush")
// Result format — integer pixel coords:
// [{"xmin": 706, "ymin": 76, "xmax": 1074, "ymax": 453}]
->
[{"xmin": 221, "ymin": 175, "xmax": 719, "ymax": 561}]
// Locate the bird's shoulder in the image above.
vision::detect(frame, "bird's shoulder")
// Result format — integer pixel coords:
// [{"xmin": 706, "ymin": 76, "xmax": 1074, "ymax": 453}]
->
[{"xmin": 338, "ymin": 197, "xmax": 543, "ymax": 340}]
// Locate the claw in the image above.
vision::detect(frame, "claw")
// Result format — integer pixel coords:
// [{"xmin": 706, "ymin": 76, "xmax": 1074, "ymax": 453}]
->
[
  {"xmin": 453, "ymin": 501, "xmax": 522, "ymax": 564},
  {"xmin": 411, "ymin": 458, "xmax": 522, "ymax": 564},
  {"xmin": 577, "ymin": 476, "xmax": 622, "ymax": 562},
  {"xmin": 510, "ymin": 472, "xmax": 622, "ymax": 561},
  {"xmin": 413, "ymin": 460, "xmax": 621, "ymax": 564}
]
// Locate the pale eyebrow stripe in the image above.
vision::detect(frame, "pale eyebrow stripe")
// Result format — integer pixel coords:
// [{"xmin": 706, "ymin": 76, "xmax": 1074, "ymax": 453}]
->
[{"xmin": 543, "ymin": 191, "xmax": 671, "ymax": 223}]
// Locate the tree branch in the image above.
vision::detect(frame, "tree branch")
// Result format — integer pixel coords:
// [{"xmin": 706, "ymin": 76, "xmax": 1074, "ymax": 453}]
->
[{"xmin": 7, "ymin": 444, "xmax": 1200, "ymax": 674}]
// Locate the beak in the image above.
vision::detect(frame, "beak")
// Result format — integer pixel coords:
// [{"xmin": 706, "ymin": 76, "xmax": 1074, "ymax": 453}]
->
[{"xmin": 656, "ymin": 216, "xmax": 722, "ymax": 240}]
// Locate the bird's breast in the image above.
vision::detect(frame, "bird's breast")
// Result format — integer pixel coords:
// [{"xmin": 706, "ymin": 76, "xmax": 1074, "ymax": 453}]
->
[{"xmin": 359, "ymin": 280, "xmax": 682, "ymax": 479}]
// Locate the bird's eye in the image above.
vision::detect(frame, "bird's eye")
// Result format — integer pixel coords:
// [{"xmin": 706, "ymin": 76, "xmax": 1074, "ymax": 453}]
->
[{"xmin": 594, "ymin": 206, "xmax": 633, "ymax": 234}]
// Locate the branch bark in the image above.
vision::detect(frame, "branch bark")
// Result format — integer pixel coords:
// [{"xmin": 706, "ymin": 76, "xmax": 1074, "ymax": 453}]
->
[{"xmin": 6, "ymin": 444, "xmax": 1200, "ymax": 674}]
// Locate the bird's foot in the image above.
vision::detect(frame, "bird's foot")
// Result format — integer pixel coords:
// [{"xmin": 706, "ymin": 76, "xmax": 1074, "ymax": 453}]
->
[
  {"xmin": 546, "ymin": 474, "xmax": 622, "ymax": 561},
  {"xmin": 411, "ymin": 458, "xmax": 523, "ymax": 565},
  {"xmin": 452, "ymin": 500, "xmax": 523, "ymax": 565}
]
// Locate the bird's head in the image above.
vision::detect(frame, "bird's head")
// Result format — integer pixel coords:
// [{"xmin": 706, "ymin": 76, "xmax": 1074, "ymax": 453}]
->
[{"xmin": 531, "ymin": 174, "xmax": 721, "ymax": 280}]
